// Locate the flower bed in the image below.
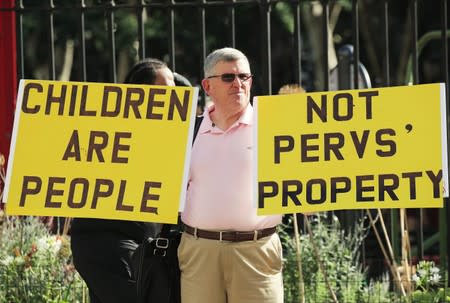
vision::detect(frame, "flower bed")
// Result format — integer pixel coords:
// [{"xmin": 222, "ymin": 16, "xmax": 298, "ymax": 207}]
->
[{"xmin": 0, "ymin": 215, "xmax": 87, "ymax": 303}]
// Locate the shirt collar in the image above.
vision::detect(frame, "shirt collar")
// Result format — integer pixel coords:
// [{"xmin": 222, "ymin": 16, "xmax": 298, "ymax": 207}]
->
[{"xmin": 199, "ymin": 103, "xmax": 252, "ymax": 134}]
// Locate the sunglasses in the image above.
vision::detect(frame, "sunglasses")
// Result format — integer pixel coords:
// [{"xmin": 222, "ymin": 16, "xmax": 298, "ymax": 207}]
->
[{"xmin": 207, "ymin": 73, "xmax": 252, "ymax": 83}]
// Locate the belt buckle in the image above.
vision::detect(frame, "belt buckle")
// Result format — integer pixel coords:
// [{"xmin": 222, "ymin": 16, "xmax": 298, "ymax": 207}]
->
[
  {"xmin": 219, "ymin": 231, "xmax": 223, "ymax": 242},
  {"xmin": 154, "ymin": 237, "xmax": 169, "ymax": 256},
  {"xmin": 233, "ymin": 231, "xmax": 255, "ymax": 242},
  {"xmin": 156, "ymin": 238, "xmax": 169, "ymax": 249}
]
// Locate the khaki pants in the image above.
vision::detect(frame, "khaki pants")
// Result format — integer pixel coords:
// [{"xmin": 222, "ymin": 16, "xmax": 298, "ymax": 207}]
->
[{"xmin": 178, "ymin": 232, "xmax": 283, "ymax": 303}]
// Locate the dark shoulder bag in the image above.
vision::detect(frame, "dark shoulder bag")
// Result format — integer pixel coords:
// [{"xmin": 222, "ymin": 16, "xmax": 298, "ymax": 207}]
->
[
  {"xmin": 132, "ymin": 116, "xmax": 203, "ymax": 303},
  {"xmin": 133, "ymin": 224, "xmax": 182, "ymax": 303}
]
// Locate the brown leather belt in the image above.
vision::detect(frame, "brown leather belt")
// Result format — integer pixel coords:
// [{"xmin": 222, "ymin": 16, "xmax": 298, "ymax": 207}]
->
[{"xmin": 183, "ymin": 224, "xmax": 277, "ymax": 242}]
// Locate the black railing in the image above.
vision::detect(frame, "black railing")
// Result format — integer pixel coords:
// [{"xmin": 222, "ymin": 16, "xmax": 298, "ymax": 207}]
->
[{"xmin": 1, "ymin": 0, "xmax": 449, "ymax": 280}]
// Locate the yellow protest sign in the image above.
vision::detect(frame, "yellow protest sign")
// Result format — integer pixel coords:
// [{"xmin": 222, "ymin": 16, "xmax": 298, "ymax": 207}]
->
[
  {"xmin": 255, "ymin": 83, "xmax": 447, "ymax": 215},
  {"xmin": 4, "ymin": 79, "xmax": 198, "ymax": 223}
]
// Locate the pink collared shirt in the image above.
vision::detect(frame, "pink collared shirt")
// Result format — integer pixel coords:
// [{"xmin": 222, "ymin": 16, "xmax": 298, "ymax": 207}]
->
[{"xmin": 181, "ymin": 104, "xmax": 282, "ymax": 231}]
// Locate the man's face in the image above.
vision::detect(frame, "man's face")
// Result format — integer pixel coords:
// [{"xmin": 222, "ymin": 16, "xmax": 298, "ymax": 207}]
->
[{"xmin": 202, "ymin": 59, "xmax": 252, "ymax": 111}]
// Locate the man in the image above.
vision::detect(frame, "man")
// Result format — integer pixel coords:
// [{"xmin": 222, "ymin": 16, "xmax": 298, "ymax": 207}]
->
[{"xmin": 179, "ymin": 47, "xmax": 283, "ymax": 303}]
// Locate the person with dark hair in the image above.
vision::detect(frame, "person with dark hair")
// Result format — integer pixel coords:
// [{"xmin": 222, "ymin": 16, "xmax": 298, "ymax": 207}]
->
[
  {"xmin": 70, "ymin": 58, "xmax": 175, "ymax": 303},
  {"xmin": 173, "ymin": 72, "xmax": 205, "ymax": 115},
  {"xmin": 173, "ymin": 72, "xmax": 192, "ymax": 87},
  {"xmin": 124, "ymin": 58, "xmax": 175, "ymax": 85}
]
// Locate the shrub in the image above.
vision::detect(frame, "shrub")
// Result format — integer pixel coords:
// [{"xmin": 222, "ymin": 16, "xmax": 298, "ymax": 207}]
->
[
  {"xmin": 411, "ymin": 260, "xmax": 450, "ymax": 303},
  {"xmin": 280, "ymin": 213, "xmax": 395, "ymax": 303},
  {"xmin": 0, "ymin": 215, "xmax": 87, "ymax": 303}
]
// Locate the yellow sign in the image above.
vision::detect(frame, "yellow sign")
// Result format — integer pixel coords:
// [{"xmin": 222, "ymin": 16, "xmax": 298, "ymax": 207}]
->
[
  {"xmin": 4, "ymin": 79, "xmax": 198, "ymax": 223},
  {"xmin": 255, "ymin": 83, "xmax": 447, "ymax": 215}
]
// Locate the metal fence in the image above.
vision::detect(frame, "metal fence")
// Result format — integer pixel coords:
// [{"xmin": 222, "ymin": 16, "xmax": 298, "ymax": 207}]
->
[{"xmin": 0, "ymin": 0, "xmax": 449, "ymax": 285}]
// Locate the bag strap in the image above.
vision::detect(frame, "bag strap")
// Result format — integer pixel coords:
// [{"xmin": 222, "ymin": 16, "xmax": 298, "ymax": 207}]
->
[
  {"xmin": 193, "ymin": 115, "xmax": 203, "ymax": 144},
  {"xmin": 159, "ymin": 223, "xmax": 172, "ymax": 237}
]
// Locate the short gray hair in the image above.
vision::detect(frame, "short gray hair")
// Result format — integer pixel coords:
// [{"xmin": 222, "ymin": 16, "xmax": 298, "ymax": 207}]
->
[{"xmin": 203, "ymin": 47, "xmax": 250, "ymax": 77}]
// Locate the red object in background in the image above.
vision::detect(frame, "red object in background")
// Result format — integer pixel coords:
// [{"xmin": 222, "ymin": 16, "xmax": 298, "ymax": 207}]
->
[
  {"xmin": 0, "ymin": 0, "xmax": 17, "ymax": 165},
  {"xmin": 0, "ymin": 0, "xmax": 17, "ymax": 206}
]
